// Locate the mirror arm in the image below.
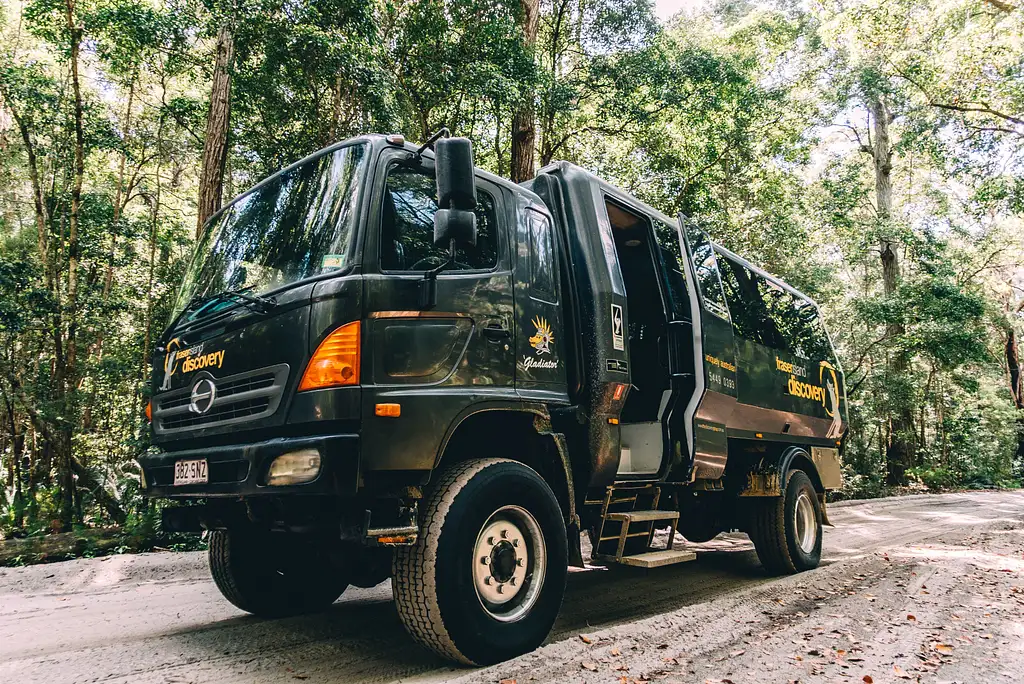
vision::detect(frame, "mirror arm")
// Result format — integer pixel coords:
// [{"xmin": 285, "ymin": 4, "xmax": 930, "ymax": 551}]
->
[
  {"xmin": 419, "ymin": 239, "xmax": 456, "ymax": 310},
  {"xmin": 414, "ymin": 127, "xmax": 450, "ymax": 162}
]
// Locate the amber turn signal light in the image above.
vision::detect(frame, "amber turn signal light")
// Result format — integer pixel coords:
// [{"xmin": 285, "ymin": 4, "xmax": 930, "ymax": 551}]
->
[
  {"xmin": 299, "ymin": 321, "xmax": 361, "ymax": 391},
  {"xmin": 145, "ymin": 399, "xmax": 152, "ymax": 423},
  {"xmin": 375, "ymin": 403, "xmax": 401, "ymax": 418}
]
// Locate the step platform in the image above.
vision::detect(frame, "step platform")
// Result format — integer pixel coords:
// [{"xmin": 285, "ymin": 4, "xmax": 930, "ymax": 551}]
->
[
  {"xmin": 605, "ymin": 509, "xmax": 680, "ymax": 524},
  {"xmin": 617, "ymin": 548, "xmax": 697, "ymax": 568}
]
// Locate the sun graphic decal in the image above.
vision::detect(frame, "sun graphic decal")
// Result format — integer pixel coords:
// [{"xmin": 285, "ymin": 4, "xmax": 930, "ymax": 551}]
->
[{"xmin": 528, "ymin": 316, "xmax": 554, "ymax": 355}]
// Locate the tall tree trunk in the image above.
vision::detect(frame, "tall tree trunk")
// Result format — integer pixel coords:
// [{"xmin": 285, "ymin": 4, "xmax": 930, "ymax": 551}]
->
[
  {"xmin": 870, "ymin": 96, "xmax": 914, "ymax": 486},
  {"xmin": 5, "ymin": 396, "xmax": 24, "ymax": 529},
  {"xmin": 510, "ymin": 0, "xmax": 539, "ymax": 183},
  {"xmin": 196, "ymin": 21, "xmax": 235, "ymax": 238},
  {"xmin": 1007, "ymin": 317, "xmax": 1024, "ymax": 470},
  {"xmin": 61, "ymin": 0, "xmax": 86, "ymax": 530},
  {"xmin": 141, "ymin": 80, "xmax": 168, "ymax": 423},
  {"xmin": 1008, "ymin": 324, "xmax": 1023, "ymax": 410}
]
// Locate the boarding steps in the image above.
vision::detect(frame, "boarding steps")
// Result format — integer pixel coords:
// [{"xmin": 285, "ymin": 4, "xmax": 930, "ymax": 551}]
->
[{"xmin": 589, "ymin": 484, "xmax": 697, "ymax": 569}]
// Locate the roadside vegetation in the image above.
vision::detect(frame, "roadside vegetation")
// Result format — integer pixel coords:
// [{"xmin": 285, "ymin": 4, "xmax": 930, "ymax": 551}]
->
[{"xmin": 1, "ymin": 0, "xmax": 1022, "ymax": 557}]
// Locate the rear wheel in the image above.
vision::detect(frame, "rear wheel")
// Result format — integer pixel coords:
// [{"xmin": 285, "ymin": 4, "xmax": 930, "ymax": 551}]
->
[
  {"xmin": 393, "ymin": 458, "xmax": 567, "ymax": 665},
  {"xmin": 209, "ymin": 528, "xmax": 347, "ymax": 617},
  {"xmin": 748, "ymin": 470, "xmax": 822, "ymax": 574}
]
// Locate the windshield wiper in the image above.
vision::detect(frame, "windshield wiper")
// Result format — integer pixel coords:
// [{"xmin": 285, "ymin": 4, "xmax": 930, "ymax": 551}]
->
[
  {"xmin": 160, "ymin": 287, "xmax": 276, "ymax": 345},
  {"xmin": 188, "ymin": 286, "xmax": 276, "ymax": 319}
]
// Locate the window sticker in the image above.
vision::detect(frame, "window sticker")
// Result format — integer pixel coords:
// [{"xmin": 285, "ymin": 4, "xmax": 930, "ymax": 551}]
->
[
  {"xmin": 321, "ymin": 254, "xmax": 345, "ymax": 269},
  {"xmin": 611, "ymin": 304, "xmax": 624, "ymax": 351}
]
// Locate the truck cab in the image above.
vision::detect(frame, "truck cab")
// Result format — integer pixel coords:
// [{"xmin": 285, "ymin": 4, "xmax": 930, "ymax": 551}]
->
[{"xmin": 140, "ymin": 133, "xmax": 846, "ymax": 666}]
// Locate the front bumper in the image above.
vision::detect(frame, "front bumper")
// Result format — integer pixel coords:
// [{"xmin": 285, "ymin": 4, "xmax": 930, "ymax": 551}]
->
[{"xmin": 139, "ymin": 433, "xmax": 359, "ymax": 498}]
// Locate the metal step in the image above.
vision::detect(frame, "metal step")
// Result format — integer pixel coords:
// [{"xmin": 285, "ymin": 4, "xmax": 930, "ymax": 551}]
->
[
  {"xmin": 606, "ymin": 509, "xmax": 680, "ymax": 524},
  {"xmin": 617, "ymin": 549, "xmax": 697, "ymax": 568}
]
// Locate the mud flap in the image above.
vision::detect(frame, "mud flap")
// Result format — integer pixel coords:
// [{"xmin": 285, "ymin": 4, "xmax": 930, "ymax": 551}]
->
[
  {"xmin": 819, "ymin": 494, "xmax": 833, "ymax": 527},
  {"xmin": 567, "ymin": 518, "xmax": 585, "ymax": 567}
]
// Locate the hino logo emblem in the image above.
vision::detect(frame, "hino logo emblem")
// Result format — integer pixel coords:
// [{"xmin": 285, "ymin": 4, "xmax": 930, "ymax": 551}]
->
[{"xmin": 189, "ymin": 378, "xmax": 217, "ymax": 414}]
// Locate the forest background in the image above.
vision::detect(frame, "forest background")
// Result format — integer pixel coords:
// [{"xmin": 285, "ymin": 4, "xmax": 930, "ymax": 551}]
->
[{"xmin": 0, "ymin": 0, "xmax": 1022, "ymax": 552}]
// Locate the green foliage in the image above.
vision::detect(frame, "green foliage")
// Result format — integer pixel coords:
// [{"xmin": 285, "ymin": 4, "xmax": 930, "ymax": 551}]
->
[{"xmin": 1, "ymin": 0, "xmax": 1023, "ymax": 547}]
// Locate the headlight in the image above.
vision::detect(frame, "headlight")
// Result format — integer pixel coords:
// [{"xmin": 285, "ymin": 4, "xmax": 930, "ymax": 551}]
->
[{"xmin": 265, "ymin": 449, "xmax": 321, "ymax": 485}]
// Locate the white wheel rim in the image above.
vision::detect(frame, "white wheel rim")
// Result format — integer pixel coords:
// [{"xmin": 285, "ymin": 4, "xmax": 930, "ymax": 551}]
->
[
  {"xmin": 794, "ymin": 491, "xmax": 818, "ymax": 554},
  {"xmin": 472, "ymin": 505, "xmax": 546, "ymax": 623}
]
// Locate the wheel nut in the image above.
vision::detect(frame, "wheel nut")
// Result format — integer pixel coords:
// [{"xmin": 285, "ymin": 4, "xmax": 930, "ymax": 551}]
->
[
  {"xmin": 512, "ymin": 538, "xmax": 520, "ymax": 548},
  {"xmin": 509, "ymin": 577, "xmax": 517, "ymax": 586},
  {"xmin": 484, "ymin": 576, "xmax": 492, "ymax": 585},
  {"xmin": 500, "ymin": 529, "xmax": 508, "ymax": 539},
  {"xmin": 516, "ymin": 558, "xmax": 524, "ymax": 567},
  {"xmin": 487, "ymin": 536, "xmax": 494, "ymax": 546},
  {"xmin": 496, "ymin": 584, "xmax": 504, "ymax": 594},
  {"xmin": 480, "ymin": 556, "xmax": 489, "ymax": 565}
]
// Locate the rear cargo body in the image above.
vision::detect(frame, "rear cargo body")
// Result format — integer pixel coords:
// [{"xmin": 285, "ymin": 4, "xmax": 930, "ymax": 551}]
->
[{"xmin": 139, "ymin": 134, "xmax": 846, "ymax": 666}]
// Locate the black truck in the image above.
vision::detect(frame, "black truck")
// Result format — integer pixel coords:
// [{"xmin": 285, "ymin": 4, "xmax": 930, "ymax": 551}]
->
[{"xmin": 140, "ymin": 133, "xmax": 847, "ymax": 666}]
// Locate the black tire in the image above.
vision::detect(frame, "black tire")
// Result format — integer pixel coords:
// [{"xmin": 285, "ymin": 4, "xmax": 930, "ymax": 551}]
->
[
  {"xmin": 748, "ymin": 470, "xmax": 822, "ymax": 574},
  {"xmin": 209, "ymin": 528, "xmax": 348, "ymax": 617},
  {"xmin": 393, "ymin": 458, "xmax": 568, "ymax": 665}
]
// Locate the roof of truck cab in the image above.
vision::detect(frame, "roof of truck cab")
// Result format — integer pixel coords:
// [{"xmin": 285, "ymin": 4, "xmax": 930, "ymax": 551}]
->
[
  {"xmin": 204, "ymin": 134, "xmax": 548, "ymax": 232},
  {"xmin": 537, "ymin": 160, "xmax": 821, "ymax": 310}
]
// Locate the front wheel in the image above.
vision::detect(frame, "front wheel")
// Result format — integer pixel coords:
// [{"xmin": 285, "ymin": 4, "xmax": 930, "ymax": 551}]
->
[
  {"xmin": 393, "ymin": 458, "xmax": 568, "ymax": 665},
  {"xmin": 209, "ymin": 528, "xmax": 348, "ymax": 617},
  {"xmin": 748, "ymin": 470, "xmax": 822, "ymax": 574}
]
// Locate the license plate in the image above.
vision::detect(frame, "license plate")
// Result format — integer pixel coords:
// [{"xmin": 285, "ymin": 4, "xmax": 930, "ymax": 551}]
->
[{"xmin": 174, "ymin": 459, "xmax": 208, "ymax": 485}]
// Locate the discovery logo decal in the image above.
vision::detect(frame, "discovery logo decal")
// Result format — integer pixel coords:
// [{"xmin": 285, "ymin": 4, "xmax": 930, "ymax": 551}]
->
[
  {"xmin": 779, "ymin": 355, "xmax": 845, "ymax": 437},
  {"xmin": 159, "ymin": 337, "xmax": 227, "ymax": 391}
]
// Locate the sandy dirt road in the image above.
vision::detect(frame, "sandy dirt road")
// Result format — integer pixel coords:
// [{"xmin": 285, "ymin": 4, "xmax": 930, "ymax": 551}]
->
[{"xmin": 1, "ymin": 490, "xmax": 1022, "ymax": 684}]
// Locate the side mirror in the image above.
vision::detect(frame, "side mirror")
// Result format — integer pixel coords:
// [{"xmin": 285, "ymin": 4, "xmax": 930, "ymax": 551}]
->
[{"xmin": 433, "ymin": 137, "xmax": 478, "ymax": 247}]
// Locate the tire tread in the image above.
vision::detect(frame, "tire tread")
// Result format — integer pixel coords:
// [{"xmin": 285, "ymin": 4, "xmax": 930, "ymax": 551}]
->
[
  {"xmin": 749, "ymin": 474, "xmax": 798, "ymax": 574},
  {"xmin": 393, "ymin": 458, "xmax": 518, "ymax": 664}
]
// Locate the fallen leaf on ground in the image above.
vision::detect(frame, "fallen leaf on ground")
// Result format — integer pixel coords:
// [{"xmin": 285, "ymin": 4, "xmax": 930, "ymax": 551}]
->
[
  {"xmin": 907, "ymin": 614, "xmax": 916, "ymax": 621},
  {"xmin": 581, "ymin": 662, "xmax": 598, "ymax": 671},
  {"xmin": 498, "ymin": 680, "xmax": 516, "ymax": 684},
  {"xmin": 863, "ymin": 676, "xmax": 874, "ymax": 683},
  {"xmin": 579, "ymin": 635, "xmax": 593, "ymax": 644},
  {"xmin": 610, "ymin": 647, "xmax": 621, "ymax": 657},
  {"xmin": 935, "ymin": 643, "xmax": 954, "ymax": 654}
]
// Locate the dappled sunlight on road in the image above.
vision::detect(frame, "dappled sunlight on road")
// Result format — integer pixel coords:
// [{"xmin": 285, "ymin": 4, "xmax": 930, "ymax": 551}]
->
[{"xmin": 896, "ymin": 543, "xmax": 1024, "ymax": 571}]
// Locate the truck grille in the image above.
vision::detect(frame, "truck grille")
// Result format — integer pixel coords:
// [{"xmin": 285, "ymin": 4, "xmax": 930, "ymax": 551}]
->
[{"xmin": 153, "ymin": 364, "xmax": 289, "ymax": 435}]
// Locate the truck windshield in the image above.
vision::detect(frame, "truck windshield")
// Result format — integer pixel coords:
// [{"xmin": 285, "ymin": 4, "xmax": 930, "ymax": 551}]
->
[{"xmin": 172, "ymin": 143, "xmax": 369, "ymax": 321}]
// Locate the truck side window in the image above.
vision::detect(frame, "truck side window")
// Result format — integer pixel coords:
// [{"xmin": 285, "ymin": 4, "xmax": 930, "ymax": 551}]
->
[
  {"xmin": 655, "ymin": 221, "xmax": 689, "ymax": 320},
  {"xmin": 757, "ymin": 279, "xmax": 794, "ymax": 352},
  {"xmin": 681, "ymin": 223, "xmax": 729, "ymax": 320},
  {"xmin": 380, "ymin": 165, "xmax": 497, "ymax": 272},
  {"xmin": 791, "ymin": 297, "xmax": 835, "ymax": 363},
  {"xmin": 527, "ymin": 210, "xmax": 557, "ymax": 302},
  {"xmin": 718, "ymin": 256, "xmax": 766, "ymax": 343}
]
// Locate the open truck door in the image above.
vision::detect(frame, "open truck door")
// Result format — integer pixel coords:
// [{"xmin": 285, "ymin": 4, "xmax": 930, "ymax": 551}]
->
[{"xmin": 676, "ymin": 214, "xmax": 738, "ymax": 481}]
